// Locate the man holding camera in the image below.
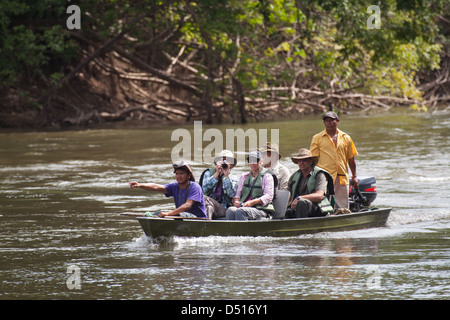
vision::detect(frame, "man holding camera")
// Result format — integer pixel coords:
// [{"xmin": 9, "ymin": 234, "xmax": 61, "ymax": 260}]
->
[{"xmin": 200, "ymin": 150, "xmax": 238, "ymax": 219}]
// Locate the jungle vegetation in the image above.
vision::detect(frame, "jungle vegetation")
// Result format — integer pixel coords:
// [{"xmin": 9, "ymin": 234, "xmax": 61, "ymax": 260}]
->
[{"xmin": 1, "ymin": 0, "xmax": 449, "ymax": 128}]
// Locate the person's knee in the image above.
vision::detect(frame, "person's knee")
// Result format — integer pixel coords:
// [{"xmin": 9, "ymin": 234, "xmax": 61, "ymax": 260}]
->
[
  {"xmin": 296, "ymin": 198, "xmax": 313, "ymax": 218},
  {"xmin": 226, "ymin": 207, "xmax": 239, "ymax": 220},
  {"xmin": 235, "ymin": 209, "xmax": 247, "ymax": 221}
]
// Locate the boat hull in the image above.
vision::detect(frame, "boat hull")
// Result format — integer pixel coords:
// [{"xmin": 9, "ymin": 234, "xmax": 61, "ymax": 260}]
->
[{"xmin": 136, "ymin": 208, "xmax": 391, "ymax": 239}]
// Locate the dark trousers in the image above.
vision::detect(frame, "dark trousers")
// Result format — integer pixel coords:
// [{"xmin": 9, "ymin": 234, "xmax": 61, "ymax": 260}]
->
[{"xmin": 287, "ymin": 199, "xmax": 326, "ymax": 218}]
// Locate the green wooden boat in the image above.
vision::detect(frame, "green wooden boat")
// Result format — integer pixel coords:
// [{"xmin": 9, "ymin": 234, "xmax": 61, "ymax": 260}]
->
[
  {"xmin": 135, "ymin": 208, "xmax": 391, "ymax": 239},
  {"xmin": 128, "ymin": 185, "xmax": 391, "ymax": 239}
]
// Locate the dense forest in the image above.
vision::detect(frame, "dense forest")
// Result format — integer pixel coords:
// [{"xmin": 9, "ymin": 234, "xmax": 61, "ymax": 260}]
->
[{"xmin": 1, "ymin": 0, "xmax": 449, "ymax": 128}]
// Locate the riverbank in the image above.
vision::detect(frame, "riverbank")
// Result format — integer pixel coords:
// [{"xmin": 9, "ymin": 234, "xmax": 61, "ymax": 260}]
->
[
  {"xmin": 1, "ymin": 101, "xmax": 449, "ymax": 134},
  {"xmin": 2, "ymin": 1, "xmax": 449, "ymax": 133},
  {"xmin": 2, "ymin": 60, "xmax": 449, "ymax": 131}
]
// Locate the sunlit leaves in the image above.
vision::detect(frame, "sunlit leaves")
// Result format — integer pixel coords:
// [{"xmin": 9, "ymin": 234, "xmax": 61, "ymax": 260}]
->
[{"xmin": 0, "ymin": 0, "xmax": 447, "ymax": 107}]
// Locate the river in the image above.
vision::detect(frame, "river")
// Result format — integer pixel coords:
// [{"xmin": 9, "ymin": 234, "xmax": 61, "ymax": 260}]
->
[{"xmin": 0, "ymin": 109, "xmax": 449, "ymax": 300}]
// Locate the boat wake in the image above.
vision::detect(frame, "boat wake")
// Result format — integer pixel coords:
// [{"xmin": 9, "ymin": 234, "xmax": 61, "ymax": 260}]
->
[
  {"xmin": 127, "ymin": 234, "xmax": 176, "ymax": 249},
  {"xmin": 387, "ymin": 208, "xmax": 450, "ymax": 227}
]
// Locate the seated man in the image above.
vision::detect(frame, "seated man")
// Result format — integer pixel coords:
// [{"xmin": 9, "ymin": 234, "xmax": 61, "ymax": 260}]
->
[
  {"xmin": 260, "ymin": 142, "xmax": 291, "ymax": 190},
  {"xmin": 286, "ymin": 148, "xmax": 334, "ymax": 218},
  {"xmin": 129, "ymin": 160, "xmax": 207, "ymax": 218},
  {"xmin": 226, "ymin": 151, "xmax": 275, "ymax": 220},
  {"xmin": 199, "ymin": 150, "xmax": 238, "ymax": 219}
]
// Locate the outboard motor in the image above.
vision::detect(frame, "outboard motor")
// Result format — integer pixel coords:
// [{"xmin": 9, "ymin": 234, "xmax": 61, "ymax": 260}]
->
[{"xmin": 349, "ymin": 176, "xmax": 377, "ymax": 212}]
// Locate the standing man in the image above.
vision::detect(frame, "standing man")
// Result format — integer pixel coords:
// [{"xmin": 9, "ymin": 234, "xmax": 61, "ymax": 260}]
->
[
  {"xmin": 129, "ymin": 160, "xmax": 207, "ymax": 218},
  {"xmin": 310, "ymin": 111, "xmax": 358, "ymax": 210},
  {"xmin": 260, "ymin": 142, "xmax": 291, "ymax": 190}
]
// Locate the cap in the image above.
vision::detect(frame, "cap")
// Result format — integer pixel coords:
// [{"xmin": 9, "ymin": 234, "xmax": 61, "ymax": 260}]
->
[
  {"xmin": 172, "ymin": 160, "xmax": 195, "ymax": 181},
  {"xmin": 322, "ymin": 111, "xmax": 339, "ymax": 120},
  {"xmin": 246, "ymin": 150, "xmax": 262, "ymax": 163}
]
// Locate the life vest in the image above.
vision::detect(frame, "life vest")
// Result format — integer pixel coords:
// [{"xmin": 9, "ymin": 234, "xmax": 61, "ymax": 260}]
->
[
  {"xmin": 239, "ymin": 168, "xmax": 275, "ymax": 213},
  {"xmin": 199, "ymin": 168, "xmax": 234, "ymax": 207},
  {"xmin": 289, "ymin": 166, "xmax": 335, "ymax": 214}
]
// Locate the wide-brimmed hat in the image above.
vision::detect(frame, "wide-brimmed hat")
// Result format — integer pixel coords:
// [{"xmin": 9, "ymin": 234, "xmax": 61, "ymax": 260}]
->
[
  {"xmin": 260, "ymin": 142, "xmax": 281, "ymax": 159},
  {"xmin": 322, "ymin": 111, "xmax": 339, "ymax": 120},
  {"xmin": 291, "ymin": 148, "xmax": 318, "ymax": 165},
  {"xmin": 172, "ymin": 160, "xmax": 195, "ymax": 181},
  {"xmin": 213, "ymin": 149, "xmax": 237, "ymax": 166}
]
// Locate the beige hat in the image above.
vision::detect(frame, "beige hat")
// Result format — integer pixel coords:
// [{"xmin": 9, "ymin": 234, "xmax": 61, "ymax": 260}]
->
[
  {"xmin": 291, "ymin": 148, "xmax": 318, "ymax": 165},
  {"xmin": 213, "ymin": 150, "xmax": 237, "ymax": 166},
  {"xmin": 260, "ymin": 142, "xmax": 281, "ymax": 159},
  {"xmin": 172, "ymin": 160, "xmax": 195, "ymax": 181}
]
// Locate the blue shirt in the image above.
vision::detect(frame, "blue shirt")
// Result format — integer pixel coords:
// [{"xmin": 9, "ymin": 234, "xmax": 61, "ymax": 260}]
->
[{"xmin": 164, "ymin": 182, "xmax": 207, "ymax": 218}]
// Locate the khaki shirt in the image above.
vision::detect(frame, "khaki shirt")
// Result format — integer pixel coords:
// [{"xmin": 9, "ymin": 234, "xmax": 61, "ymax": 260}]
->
[
  {"xmin": 266, "ymin": 161, "xmax": 291, "ymax": 190},
  {"xmin": 310, "ymin": 129, "xmax": 358, "ymax": 185}
]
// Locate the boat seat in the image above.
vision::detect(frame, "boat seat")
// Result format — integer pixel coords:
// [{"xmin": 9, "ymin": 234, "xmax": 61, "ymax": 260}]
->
[{"xmin": 272, "ymin": 189, "xmax": 290, "ymax": 219}]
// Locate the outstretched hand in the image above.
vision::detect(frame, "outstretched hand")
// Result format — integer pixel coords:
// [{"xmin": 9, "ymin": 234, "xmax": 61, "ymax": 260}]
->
[{"xmin": 129, "ymin": 181, "xmax": 140, "ymax": 189}]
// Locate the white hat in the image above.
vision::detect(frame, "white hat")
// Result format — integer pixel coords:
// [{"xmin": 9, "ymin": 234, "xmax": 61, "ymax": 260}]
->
[{"xmin": 213, "ymin": 150, "xmax": 237, "ymax": 166}]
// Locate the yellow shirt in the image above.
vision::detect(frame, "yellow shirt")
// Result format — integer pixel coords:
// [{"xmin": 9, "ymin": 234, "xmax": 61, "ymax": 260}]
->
[{"xmin": 310, "ymin": 129, "xmax": 358, "ymax": 185}]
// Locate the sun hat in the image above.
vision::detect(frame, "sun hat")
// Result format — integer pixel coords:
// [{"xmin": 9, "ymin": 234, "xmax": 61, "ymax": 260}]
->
[
  {"xmin": 213, "ymin": 149, "xmax": 237, "ymax": 166},
  {"xmin": 172, "ymin": 160, "xmax": 195, "ymax": 181},
  {"xmin": 260, "ymin": 142, "xmax": 281, "ymax": 159},
  {"xmin": 291, "ymin": 148, "xmax": 318, "ymax": 165}
]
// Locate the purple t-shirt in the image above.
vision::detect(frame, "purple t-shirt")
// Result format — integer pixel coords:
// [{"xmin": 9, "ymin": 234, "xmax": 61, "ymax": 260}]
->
[{"xmin": 164, "ymin": 182, "xmax": 207, "ymax": 218}]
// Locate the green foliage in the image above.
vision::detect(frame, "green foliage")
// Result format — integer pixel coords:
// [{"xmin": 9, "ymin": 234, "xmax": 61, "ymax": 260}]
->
[
  {"xmin": 0, "ymin": 0, "xmax": 78, "ymax": 87},
  {"xmin": 1, "ymin": 0, "xmax": 448, "ymax": 107}
]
